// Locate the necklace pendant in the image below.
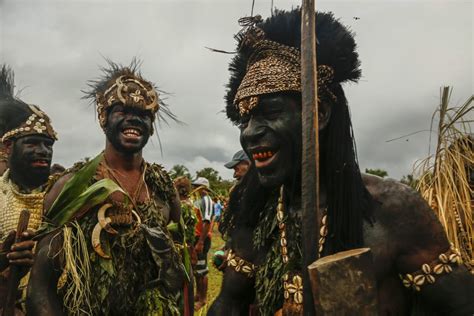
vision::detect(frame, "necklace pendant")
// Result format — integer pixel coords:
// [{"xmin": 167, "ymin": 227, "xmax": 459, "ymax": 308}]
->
[{"xmin": 282, "ymin": 272, "xmax": 304, "ymax": 315}]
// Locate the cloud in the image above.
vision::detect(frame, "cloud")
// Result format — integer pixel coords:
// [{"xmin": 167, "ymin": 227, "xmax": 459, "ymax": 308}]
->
[{"xmin": 1, "ymin": 0, "xmax": 472, "ymax": 181}]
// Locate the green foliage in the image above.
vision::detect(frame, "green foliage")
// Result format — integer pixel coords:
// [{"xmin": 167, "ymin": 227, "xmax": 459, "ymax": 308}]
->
[
  {"xmin": 169, "ymin": 164, "xmax": 191, "ymax": 180},
  {"xmin": 365, "ymin": 168, "xmax": 388, "ymax": 178},
  {"xmin": 195, "ymin": 167, "xmax": 233, "ymax": 195},
  {"xmin": 42, "ymin": 154, "xmax": 124, "ymax": 233},
  {"xmin": 400, "ymin": 174, "xmax": 419, "ymax": 189},
  {"xmin": 196, "ymin": 167, "xmax": 222, "ymax": 184}
]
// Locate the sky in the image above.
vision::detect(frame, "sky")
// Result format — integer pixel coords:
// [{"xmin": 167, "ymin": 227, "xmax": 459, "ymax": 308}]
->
[{"xmin": 0, "ymin": 0, "xmax": 472, "ymax": 180}]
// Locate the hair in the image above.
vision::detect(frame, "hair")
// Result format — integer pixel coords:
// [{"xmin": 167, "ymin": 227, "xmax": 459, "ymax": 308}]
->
[
  {"xmin": 0, "ymin": 65, "xmax": 33, "ymax": 137},
  {"xmin": 173, "ymin": 176, "xmax": 192, "ymax": 198},
  {"xmin": 82, "ymin": 58, "xmax": 178, "ymax": 126},
  {"xmin": 221, "ymin": 9, "xmax": 374, "ymax": 253}
]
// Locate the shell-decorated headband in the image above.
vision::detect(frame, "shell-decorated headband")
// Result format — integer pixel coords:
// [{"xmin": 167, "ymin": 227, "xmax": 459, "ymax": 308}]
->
[
  {"xmin": 234, "ymin": 26, "xmax": 336, "ymax": 116},
  {"xmin": 2, "ymin": 104, "xmax": 58, "ymax": 142},
  {"xmin": 95, "ymin": 74, "xmax": 159, "ymax": 128}
]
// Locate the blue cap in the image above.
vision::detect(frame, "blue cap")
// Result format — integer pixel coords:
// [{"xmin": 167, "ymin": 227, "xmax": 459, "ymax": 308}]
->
[{"xmin": 224, "ymin": 150, "xmax": 249, "ymax": 169}]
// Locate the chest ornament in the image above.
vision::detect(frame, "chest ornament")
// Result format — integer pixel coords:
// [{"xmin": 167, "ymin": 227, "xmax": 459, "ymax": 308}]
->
[
  {"xmin": 92, "ymin": 202, "xmax": 142, "ymax": 259},
  {"xmin": 276, "ymin": 185, "xmax": 328, "ymax": 314}
]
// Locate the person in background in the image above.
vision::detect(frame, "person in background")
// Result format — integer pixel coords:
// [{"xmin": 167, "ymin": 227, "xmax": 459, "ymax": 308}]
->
[
  {"xmin": 212, "ymin": 198, "xmax": 223, "ymax": 230},
  {"xmin": 0, "ymin": 64, "xmax": 58, "ymax": 314},
  {"xmin": 191, "ymin": 177, "xmax": 214, "ymax": 311},
  {"xmin": 224, "ymin": 149, "xmax": 250, "ymax": 182}
]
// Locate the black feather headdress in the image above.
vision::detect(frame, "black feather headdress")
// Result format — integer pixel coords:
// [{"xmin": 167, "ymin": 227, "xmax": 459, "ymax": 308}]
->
[
  {"xmin": 0, "ymin": 65, "xmax": 32, "ymax": 136},
  {"xmin": 225, "ymin": 9, "xmax": 361, "ymax": 123},
  {"xmin": 222, "ymin": 9, "xmax": 374, "ymax": 254},
  {"xmin": 0, "ymin": 65, "xmax": 57, "ymax": 141}
]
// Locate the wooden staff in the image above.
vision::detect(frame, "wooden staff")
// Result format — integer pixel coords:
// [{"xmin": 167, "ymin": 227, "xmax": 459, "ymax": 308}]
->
[
  {"xmin": 301, "ymin": 5, "xmax": 379, "ymax": 314},
  {"xmin": 301, "ymin": 0, "xmax": 319, "ymax": 314},
  {"xmin": 2, "ymin": 209, "xmax": 30, "ymax": 316}
]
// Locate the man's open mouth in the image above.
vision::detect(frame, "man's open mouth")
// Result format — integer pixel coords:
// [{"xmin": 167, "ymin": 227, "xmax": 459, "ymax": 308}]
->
[
  {"xmin": 121, "ymin": 127, "xmax": 142, "ymax": 139},
  {"xmin": 251, "ymin": 147, "xmax": 279, "ymax": 169},
  {"xmin": 31, "ymin": 159, "xmax": 50, "ymax": 168}
]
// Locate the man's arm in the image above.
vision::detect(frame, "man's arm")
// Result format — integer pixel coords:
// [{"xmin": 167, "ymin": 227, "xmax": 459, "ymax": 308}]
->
[
  {"xmin": 389, "ymin": 182, "xmax": 474, "ymax": 315},
  {"xmin": 43, "ymin": 173, "xmax": 73, "ymax": 212},
  {"xmin": 208, "ymin": 267, "xmax": 255, "ymax": 315},
  {"xmin": 169, "ymin": 189, "xmax": 181, "ymax": 224},
  {"xmin": 195, "ymin": 195, "xmax": 213, "ymax": 254},
  {"xmin": 0, "ymin": 230, "xmax": 36, "ymax": 315},
  {"xmin": 26, "ymin": 232, "xmax": 64, "ymax": 316},
  {"xmin": 26, "ymin": 173, "xmax": 71, "ymax": 315}
]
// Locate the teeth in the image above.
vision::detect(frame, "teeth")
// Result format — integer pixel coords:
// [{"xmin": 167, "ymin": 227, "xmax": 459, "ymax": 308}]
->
[
  {"xmin": 253, "ymin": 151, "xmax": 275, "ymax": 160},
  {"xmin": 123, "ymin": 128, "xmax": 140, "ymax": 136}
]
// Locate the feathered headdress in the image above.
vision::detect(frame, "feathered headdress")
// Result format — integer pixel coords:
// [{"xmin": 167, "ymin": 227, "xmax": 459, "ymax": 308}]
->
[
  {"xmin": 83, "ymin": 58, "xmax": 177, "ymax": 132},
  {"xmin": 225, "ymin": 9, "xmax": 361, "ymax": 123},
  {"xmin": 0, "ymin": 64, "xmax": 57, "ymax": 142}
]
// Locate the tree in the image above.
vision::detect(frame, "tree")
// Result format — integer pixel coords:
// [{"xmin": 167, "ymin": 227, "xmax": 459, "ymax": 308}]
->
[
  {"xmin": 400, "ymin": 174, "xmax": 419, "ymax": 189},
  {"xmin": 169, "ymin": 164, "xmax": 191, "ymax": 180},
  {"xmin": 365, "ymin": 168, "xmax": 388, "ymax": 178},
  {"xmin": 195, "ymin": 167, "xmax": 233, "ymax": 196},
  {"xmin": 196, "ymin": 167, "xmax": 222, "ymax": 187}
]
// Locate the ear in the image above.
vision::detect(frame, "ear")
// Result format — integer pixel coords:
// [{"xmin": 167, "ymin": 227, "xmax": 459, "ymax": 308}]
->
[
  {"xmin": 318, "ymin": 100, "xmax": 332, "ymax": 131},
  {"xmin": 3, "ymin": 140, "xmax": 13, "ymax": 155}
]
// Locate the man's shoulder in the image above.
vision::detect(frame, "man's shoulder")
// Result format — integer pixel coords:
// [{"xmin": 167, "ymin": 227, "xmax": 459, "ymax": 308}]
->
[
  {"xmin": 362, "ymin": 173, "xmax": 423, "ymax": 211},
  {"xmin": 362, "ymin": 173, "xmax": 447, "ymax": 247},
  {"xmin": 145, "ymin": 162, "xmax": 173, "ymax": 184},
  {"xmin": 145, "ymin": 162, "xmax": 175, "ymax": 200}
]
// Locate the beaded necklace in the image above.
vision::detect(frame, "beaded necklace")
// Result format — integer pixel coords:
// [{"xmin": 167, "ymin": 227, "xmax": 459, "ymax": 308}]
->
[{"xmin": 276, "ymin": 185, "xmax": 328, "ymax": 310}]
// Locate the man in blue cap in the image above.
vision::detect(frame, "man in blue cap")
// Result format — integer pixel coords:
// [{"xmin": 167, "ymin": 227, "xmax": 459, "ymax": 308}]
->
[{"xmin": 224, "ymin": 149, "xmax": 250, "ymax": 182}]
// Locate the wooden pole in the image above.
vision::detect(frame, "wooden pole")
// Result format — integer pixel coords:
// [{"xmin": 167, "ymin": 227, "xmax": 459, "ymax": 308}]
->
[
  {"xmin": 301, "ymin": 0, "xmax": 319, "ymax": 314},
  {"xmin": 2, "ymin": 209, "xmax": 30, "ymax": 316}
]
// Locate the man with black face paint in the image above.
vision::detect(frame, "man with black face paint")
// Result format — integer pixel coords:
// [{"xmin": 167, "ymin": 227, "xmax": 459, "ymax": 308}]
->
[
  {"xmin": 210, "ymin": 9, "xmax": 474, "ymax": 316},
  {"xmin": 27, "ymin": 60, "xmax": 187, "ymax": 315},
  {"xmin": 0, "ymin": 65, "xmax": 57, "ymax": 314}
]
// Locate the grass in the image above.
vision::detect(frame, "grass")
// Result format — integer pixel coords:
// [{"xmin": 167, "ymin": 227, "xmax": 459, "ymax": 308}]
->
[
  {"xmin": 195, "ymin": 224, "xmax": 225, "ymax": 315},
  {"xmin": 208, "ymin": 224, "xmax": 225, "ymax": 302}
]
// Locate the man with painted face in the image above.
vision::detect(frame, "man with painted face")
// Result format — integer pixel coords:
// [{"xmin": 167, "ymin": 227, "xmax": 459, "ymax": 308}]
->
[
  {"xmin": 210, "ymin": 9, "xmax": 474, "ymax": 316},
  {"xmin": 27, "ymin": 60, "xmax": 186, "ymax": 315},
  {"xmin": 0, "ymin": 65, "xmax": 57, "ymax": 314}
]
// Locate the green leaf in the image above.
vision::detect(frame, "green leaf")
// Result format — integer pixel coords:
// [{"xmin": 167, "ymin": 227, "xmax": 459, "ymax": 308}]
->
[
  {"xmin": 50, "ymin": 179, "xmax": 124, "ymax": 227},
  {"xmin": 166, "ymin": 222, "xmax": 179, "ymax": 233},
  {"xmin": 47, "ymin": 153, "xmax": 103, "ymax": 220},
  {"xmin": 40, "ymin": 153, "xmax": 129, "ymax": 234}
]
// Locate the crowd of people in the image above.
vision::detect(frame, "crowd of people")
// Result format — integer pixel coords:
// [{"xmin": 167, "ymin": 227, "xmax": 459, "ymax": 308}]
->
[
  {"xmin": 172, "ymin": 149, "xmax": 250, "ymax": 312},
  {"xmin": 0, "ymin": 6, "xmax": 472, "ymax": 316}
]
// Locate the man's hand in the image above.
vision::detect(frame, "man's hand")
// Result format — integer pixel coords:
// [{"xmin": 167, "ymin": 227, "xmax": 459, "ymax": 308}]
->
[
  {"xmin": 190, "ymin": 247, "xmax": 198, "ymax": 265},
  {"xmin": 1, "ymin": 230, "xmax": 36, "ymax": 278},
  {"xmin": 212, "ymin": 249, "xmax": 227, "ymax": 271},
  {"xmin": 194, "ymin": 240, "xmax": 204, "ymax": 254}
]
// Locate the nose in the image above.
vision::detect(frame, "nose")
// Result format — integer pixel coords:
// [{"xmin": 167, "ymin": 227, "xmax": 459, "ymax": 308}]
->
[
  {"xmin": 124, "ymin": 112, "xmax": 141, "ymax": 123},
  {"xmin": 241, "ymin": 116, "xmax": 266, "ymax": 144},
  {"xmin": 35, "ymin": 141, "xmax": 52, "ymax": 157}
]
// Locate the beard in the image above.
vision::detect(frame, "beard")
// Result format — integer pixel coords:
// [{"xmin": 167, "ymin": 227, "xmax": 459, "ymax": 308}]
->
[
  {"xmin": 105, "ymin": 118, "xmax": 151, "ymax": 154},
  {"xmin": 9, "ymin": 144, "xmax": 51, "ymax": 188}
]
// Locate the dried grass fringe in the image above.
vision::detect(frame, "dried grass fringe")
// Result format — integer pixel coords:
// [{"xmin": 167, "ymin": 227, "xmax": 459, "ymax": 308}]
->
[
  {"xmin": 58, "ymin": 221, "xmax": 93, "ymax": 315},
  {"xmin": 415, "ymin": 87, "xmax": 473, "ymax": 272}
]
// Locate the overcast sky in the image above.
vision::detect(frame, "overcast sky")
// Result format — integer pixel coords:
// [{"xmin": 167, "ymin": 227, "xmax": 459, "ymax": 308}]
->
[{"xmin": 0, "ymin": 0, "xmax": 472, "ymax": 180}]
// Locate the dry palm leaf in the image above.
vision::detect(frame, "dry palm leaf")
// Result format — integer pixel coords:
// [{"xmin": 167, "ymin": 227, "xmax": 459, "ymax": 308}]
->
[{"xmin": 415, "ymin": 87, "xmax": 473, "ymax": 272}]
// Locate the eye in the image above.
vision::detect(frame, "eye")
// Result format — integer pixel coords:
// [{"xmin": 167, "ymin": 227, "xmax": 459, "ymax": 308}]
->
[
  {"xmin": 239, "ymin": 115, "xmax": 250, "ymax": 129},
  {"xmin": 263, "ymin": 108, "xmax": 282, "ymax": 119},
  {"xmin": 44, "ymin": 140, "xmax": 54, "ymax": 148}
]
